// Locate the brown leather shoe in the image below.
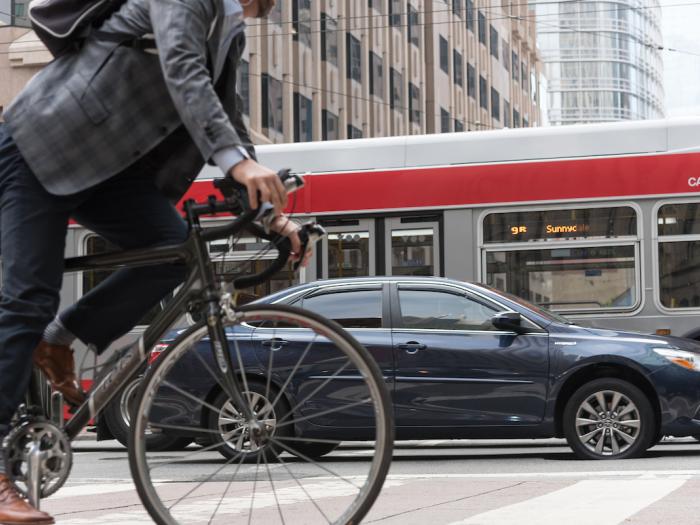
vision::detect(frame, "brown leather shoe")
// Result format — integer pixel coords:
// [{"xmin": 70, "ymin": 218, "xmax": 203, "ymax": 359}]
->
[
  {"xmin": 33, "ymin": 341, "xmax": 86, "ymax": 407},
  {"xmin": 0, "ymin": 475, "xmax": 54, "ymax": 524}
]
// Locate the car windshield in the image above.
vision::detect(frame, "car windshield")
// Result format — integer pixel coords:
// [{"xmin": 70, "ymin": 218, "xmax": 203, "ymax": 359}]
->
[{"xmin": 477, "ymin": 284, "xmax": 574, "ymax": 325}]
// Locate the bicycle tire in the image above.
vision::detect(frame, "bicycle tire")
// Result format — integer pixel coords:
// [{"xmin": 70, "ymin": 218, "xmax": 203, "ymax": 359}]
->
[{"xmin": 129, "ymin": 303, "xmax": 394, "ymax": 525}]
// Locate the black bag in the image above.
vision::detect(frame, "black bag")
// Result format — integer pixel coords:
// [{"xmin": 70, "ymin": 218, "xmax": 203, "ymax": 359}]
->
[{"xmin": 28, "ymin": 0, "xmax": 128, "ymax": 57}]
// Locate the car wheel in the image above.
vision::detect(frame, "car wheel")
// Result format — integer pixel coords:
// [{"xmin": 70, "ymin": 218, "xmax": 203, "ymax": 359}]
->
[
  {"xmin": 563, "ymin": 378, "xmax": 655, "ymax": 460},
  {"xmin": 103, "ymin": 375, "xmax": 192, "ymax": 451},
  {"xmin": 287, "ymin": 441, "xmax": 339, "ymax": 459},
  {"xmin": 208, "ymin": 382, "xmax": 291, "ymax": 463}
]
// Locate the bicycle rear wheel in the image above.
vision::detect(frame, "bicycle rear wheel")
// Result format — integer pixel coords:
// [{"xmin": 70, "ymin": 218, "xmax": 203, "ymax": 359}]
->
[{"xmin": 129, "ymin": 303, "xmax": 394, "ymax": 525}]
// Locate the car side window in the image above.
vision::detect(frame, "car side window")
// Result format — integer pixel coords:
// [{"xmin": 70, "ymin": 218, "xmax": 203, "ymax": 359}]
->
[
  {"xmin": 398, "ymin": 289, "xmax": 499, "ymax": 331},
  {"xmin": 302, "ymin": 289, "xmax": 383, "ymax": 329}
]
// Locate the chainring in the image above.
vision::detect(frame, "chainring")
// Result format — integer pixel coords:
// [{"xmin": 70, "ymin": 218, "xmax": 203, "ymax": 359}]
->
[{"xmin": 2, "ymin": 418, "xmax": 72, "ymax": 498}]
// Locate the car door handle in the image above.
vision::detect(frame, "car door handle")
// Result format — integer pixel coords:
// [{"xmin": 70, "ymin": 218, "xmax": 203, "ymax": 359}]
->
[
  {"xmin": 398, "ymin": 342, "xmax": 426, "ymax": 354},
  {"xmin": 262, "ymin": 338, "xmax": 289, "ymax": 351}
]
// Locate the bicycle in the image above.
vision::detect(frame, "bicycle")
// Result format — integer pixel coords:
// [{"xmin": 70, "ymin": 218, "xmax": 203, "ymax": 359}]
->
[{"xmin": 3, "ymin": 170, "xmax": 394, "ymax": 525}]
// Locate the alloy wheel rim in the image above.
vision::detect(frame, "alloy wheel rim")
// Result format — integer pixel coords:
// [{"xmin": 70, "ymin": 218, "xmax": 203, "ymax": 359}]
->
[
  {"xmin": 575, "ymin": 389, "xmax": 641, "ymax": 456},
  {"xmin": 217, "ymin": 391, "xmax": 277, "ymax": 453}
]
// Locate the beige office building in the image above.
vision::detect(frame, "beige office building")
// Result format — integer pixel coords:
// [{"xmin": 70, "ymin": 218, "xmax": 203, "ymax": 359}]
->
[{"xmin": 1, "ymin": 1, "xmax": 541, "ymax": 140}]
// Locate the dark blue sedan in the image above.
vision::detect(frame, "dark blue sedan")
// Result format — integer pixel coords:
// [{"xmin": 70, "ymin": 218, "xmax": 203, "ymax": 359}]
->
[{"xmin": 152, "ymin": 277, "xmax": 700, "ymax": 460}]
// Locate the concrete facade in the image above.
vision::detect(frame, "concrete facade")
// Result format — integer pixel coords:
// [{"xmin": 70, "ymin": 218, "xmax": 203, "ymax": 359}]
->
[{"xmin": 0, "ymin": 1, "xmax": 542, "ymax": 138}]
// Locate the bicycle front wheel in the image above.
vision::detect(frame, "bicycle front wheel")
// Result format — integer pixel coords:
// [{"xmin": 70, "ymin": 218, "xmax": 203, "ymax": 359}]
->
[{"xmin": 129, "ymin": 304, "xmax": 394, "ymax": 525}]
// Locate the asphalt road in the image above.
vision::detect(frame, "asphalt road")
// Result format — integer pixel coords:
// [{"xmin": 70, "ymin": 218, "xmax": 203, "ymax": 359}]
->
[{"xmin": 41, "ymin": 437, "xmax": 700, "ymax": 524}]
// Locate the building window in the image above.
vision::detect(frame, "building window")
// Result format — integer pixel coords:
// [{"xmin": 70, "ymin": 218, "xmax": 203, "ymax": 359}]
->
[
  {"xmin": 408, "ymin": 5, "xmax": 420, "ymax": 47},
  {"xmin": 479, "ymin": 75, "xmax": 488, "ymax": 110},
  {"xmin": 390, "ymin": 68, "xmax": 403, "ymax": 110},
  {"xmin": 489, "ymin": 26, "xmax": 498, "ymax": 58},
  {"xmin": 294, "ymin": 93, "xmax": 313, "ymax": 142},
  {"xmin": 491, "ymin": 88, "xmax": 500, "ymax": 121},
  {"xmin": 466, "ymin": 0, "xmax": 474, "ymax": 31},
  {"xmin": 292, "ymin": 0, "xmax": 311, "ymax": 47},
  {"xmin": 347, "ymin": 34, "xmax": 362, "ymax": 82},
  {"xmin": 453, "ymin": 50, "xmax": 463, "ymax": 87},
  {"xmin": 522, "ymin": 61, "xmax": 528, "ymax": 90},
  {"xmin": 321, "ymin": 14, "xmax": 338, "ymax": 66},
  {"xmin": 261, "ymin": 74, "xmax": 283, "ymax": 134},
  {"xmin": 504, "ymin": 100, "xmax": 511, "ymax": 127},
  {"xmin": 467, "ymin": 63, "xmax": 476, "ymax": 99},
  {"xmin": 322, "ymin": 109, "xmax": 339, "ymax": 141},
  {"xmin": 440, "ymin": 108, "xmax": 451, "ymax": 133},
  {"xmin": 409, "ymin": 83, "xmax": 421, "ymax": 124},
  {"xmin": 523, "ymin": 116, "xmax": 529, "ymax": 128},
  {"xmin": 452, "ymin": 0, "xmax": 461, "ymax": 17},
  {"xmin": 502, "ymin": 40, "xmax": 510, "ymax": 71},
  {"xmin": 439, "ymin": 36, "xmax": 449, "ymax": 73},
  {"xmin": 389, "ymin": 0, "xmax": 402, "ymax": 26},
  {"xmin": 369, "ymin": 52, "xmax": 384, "ymax": 99},
  {"xmin": 454, "ymin": 119, "xmax": 464, "ymax": 132},
  {"xmin": 268, "ymin": 2, "xmax": 282, "ymax": 25},
  {"xmin": 237, "ymin": 59, "xmax": 250, "ymax": 116},
  {"xmin": 513, "ymin": 109, "xmax": 521, "ymax": 127},
  {"xmin": 512, "ymin": 51, "xmax": 519, "ymax": 82},
  {"xmin": 478, "ymin": 11, "xmax": 486, "ymax": 45},
  {"xmin": 348, "ymin": 125, "xmax": 363, "ymax": 139}
]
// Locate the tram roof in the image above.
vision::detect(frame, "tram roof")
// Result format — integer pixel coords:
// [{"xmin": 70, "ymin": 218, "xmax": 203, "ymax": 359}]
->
[{"xmin": 197, "ymin": 117, "xmax": 700, "ymax": 180}]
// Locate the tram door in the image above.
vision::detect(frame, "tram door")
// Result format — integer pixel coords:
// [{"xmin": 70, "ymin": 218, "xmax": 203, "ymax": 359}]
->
[
  {"xmin": 321, "ymin": 220, "xmax": 376, "ymax": 279},
  {"xmin": 385, "ymin": 217, "xmax": 441, "ymax": 276}
]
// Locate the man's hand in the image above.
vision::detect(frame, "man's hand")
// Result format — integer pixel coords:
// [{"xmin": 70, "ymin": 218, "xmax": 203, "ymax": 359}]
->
[
  {"xmin": 269, "ymin": 216, "xmax": 314, "ymax": 268},
  {"xmin": 230, "ymin": 159, "xmax": 288, "ymax": 216}
]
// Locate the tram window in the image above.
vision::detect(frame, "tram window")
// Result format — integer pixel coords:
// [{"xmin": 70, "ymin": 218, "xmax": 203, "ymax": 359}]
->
[
  {"xmin": 328, "ymin": 231, "xmax": 370, "ymax": 278},
  {"xmin": 485, "ymin": 245, "xmax": 637, "ymax": 312},
  {"xmin": 391, "ymin": 228, "xmax": 434, "ymax": 276},
  {"xmin": 483, "ymin": 207, "xmax": 637, "ymax": 243},
  {"xmin": 659, "ymin": 241, "xmax": 700, "ymax": 309},
  {"xmin": 658, "ymin": 203, "xmax": 700, "ymax": 236},
  {"xmin": 83, "ymin": 236, "xmax": 166, "ymax": 325},
  {"xmin": 208, "ymin": 235, "xmax": 297, "ymax": 300}
]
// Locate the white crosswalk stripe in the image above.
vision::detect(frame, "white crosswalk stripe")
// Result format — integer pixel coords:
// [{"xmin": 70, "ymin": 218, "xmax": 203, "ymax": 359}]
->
[{"xmin": 44, "ymin": 473, "xmax": 696, "ymax": 524}]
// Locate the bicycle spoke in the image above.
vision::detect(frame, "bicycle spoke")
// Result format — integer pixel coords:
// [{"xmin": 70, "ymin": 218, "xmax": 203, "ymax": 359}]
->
[
  {"xmin": 276, "ymin": 397, "xmax": 371, "ymax": 430},
  {"xmin": 278, "ymin": 360, "xmax": 352, "ymax": 423},
  {"xmin": 148, "ymin": 441, "xmax": 227, "ymax": 472},
  {"xmin": 207, "ymin": 451, "xmax": 247, "ymax": 525},
  {"xmin": 160, "ymin": 380, "xmax": 224, "ymax": 415},
  {"xmin": 247, "ymin": 453, "xmax": 262, "ymax": 525},
  {"xmin": 276, "ymin": 436, "xmax": 343, "ymax": 447},
  {"xmin": 262, "ymin": 449, "xmax": 286, "ymax": 525},
  {"xmin": 269, "ymin": 451, "xmax": 333, "ymax": 524},
  {"xmin": 270, "ymin": 437, "xmax": 362, "ymax": 489},
  {"xmin": 269, "ymin": 335, "xmax": 318, "ymax": 413},
  {"xmin": 232, "ymin": 336, "xmax": 252, "ymax": 405},
  {"xmin": 168, "ymin": 449, "xmax": 245, "ymax": 512},
  {"xmin": 149, "ymin": 422, "xmax": 223, "ymax": 436},
  {"xmin": 264, "ymin": 321, "xmax": 277, "ymax": 410}
]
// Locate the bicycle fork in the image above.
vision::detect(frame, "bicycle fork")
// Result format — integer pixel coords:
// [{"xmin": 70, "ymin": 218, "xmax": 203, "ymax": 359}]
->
[{"xmin": 205, "ymin": 300, "xmax": 263, "ymax": 438}]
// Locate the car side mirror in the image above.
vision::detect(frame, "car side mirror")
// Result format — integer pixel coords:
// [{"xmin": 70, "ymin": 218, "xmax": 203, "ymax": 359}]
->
[{"xmin": 491, "ymin": 311, "xmax": 528, "ymax": 334}]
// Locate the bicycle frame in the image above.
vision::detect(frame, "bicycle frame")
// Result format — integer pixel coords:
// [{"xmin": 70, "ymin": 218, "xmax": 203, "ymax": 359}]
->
[{"xmin": 60, "ymin": 205, "xmax": 262, "ymax": 441}]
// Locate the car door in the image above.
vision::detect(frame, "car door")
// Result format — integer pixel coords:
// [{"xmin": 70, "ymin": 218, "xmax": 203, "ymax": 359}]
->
[
  {"xmin": 251, "ymin": 284, "xmax": 394, "ymax": 428},
  {"xmin": 392, "ymin": 283, "xmax": 549, "ymax": 427}
]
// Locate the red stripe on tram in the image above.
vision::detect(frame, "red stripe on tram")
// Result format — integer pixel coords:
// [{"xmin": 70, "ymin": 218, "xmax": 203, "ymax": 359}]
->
[{"xmin": 180, "ymin": 151, "xmax": 700, "ymax": 214}]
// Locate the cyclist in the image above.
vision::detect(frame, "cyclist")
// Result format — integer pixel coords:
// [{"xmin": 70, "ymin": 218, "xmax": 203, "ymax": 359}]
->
[{"xmin": 0, "ymin": 1, "xmax": 305, "ymax": 522}]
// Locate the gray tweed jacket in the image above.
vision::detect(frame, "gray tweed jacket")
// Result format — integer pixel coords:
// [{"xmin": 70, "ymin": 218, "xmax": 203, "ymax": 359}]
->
[{"xmin": 3, "ymin": 0, "xmax": 254, "ymax": 201}]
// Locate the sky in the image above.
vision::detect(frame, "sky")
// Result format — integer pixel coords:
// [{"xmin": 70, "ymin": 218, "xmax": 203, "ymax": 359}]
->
[{"xmin": 659, "ymin": 0, "xmax": 700, "ymax": 117}]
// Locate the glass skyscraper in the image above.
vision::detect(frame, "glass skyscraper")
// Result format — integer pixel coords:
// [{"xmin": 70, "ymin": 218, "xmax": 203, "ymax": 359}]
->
[{"xmin": 531, "ymin": 0, "xmax": 665, "ymax": 124}]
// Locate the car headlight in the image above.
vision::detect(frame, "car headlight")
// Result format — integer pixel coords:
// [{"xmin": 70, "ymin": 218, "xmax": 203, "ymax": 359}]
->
[{"xmin": 653, "ymin": 348, "xmax": 700, "ymax": 371}]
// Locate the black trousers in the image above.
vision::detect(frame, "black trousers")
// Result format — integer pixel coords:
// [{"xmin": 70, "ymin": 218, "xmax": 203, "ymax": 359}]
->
[{"xmin": 0, "ymin": 124, "xmax": 188, "ymax": 450}]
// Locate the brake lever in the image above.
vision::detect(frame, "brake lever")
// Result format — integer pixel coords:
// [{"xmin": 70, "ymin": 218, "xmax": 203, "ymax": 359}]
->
[{"xmin": 293, "ymin": 223, "xmax": 326, "ymax": 271}]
